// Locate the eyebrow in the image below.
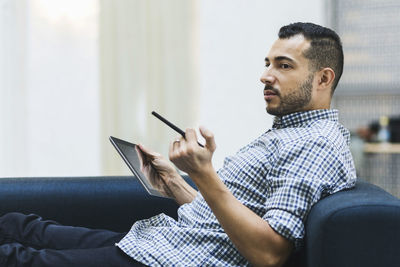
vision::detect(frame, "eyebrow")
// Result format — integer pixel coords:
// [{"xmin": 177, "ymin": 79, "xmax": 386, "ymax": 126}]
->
[{"xmin": 264, "ymin": 56, "xmax": 296, "ymax": 63}]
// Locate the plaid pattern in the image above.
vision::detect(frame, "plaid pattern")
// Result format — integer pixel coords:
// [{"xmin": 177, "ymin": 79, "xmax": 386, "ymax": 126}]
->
[{"xmin": 117, "ymin": 109, "xmax": 356, "ymax": 266}]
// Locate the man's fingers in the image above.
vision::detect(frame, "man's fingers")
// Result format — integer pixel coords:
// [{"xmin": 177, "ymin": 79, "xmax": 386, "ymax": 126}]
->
[
  {"xmin": 199, "ymin": 126, "xmax": 216, "ymax": 152},
  {"xmin": 173, "ymin": 135, "xmax": 183, "ymax": 148},
  {"xmin": 137, "ymin": 143, "xmax": 157, "ymax": 157},
  {"xmin": 135, "ymin": 145, "xmax": 147, "ymax": 170},
  {"xmin": 169, "ymin": 136, "xmax": 181, "ymax": 160},
  {"xmin": 185, "ymin": 128, "xmax": 198, "ymax": 146}
]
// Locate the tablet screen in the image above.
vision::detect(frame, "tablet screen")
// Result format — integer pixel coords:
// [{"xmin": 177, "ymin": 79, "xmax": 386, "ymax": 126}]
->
[{"xmin": 109, "ymin": 136, "xmax": 170, "ymax": 198}]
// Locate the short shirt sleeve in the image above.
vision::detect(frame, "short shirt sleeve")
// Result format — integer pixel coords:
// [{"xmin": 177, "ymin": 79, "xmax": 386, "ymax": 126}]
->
[{"xmin": 262, "ymin": 136, "xmax": 349, "ymax": 249}]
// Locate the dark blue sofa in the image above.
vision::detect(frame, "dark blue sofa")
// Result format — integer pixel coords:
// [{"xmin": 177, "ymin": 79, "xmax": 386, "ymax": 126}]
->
[{"xmin": 0, "ymin": 176, "xmax": 399, "ymax": 267}]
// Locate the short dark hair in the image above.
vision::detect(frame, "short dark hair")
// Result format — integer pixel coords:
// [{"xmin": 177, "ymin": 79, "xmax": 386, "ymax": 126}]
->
[{"xmin": 278, "ymin": 22, "xmax": 344, "ymax": 93}]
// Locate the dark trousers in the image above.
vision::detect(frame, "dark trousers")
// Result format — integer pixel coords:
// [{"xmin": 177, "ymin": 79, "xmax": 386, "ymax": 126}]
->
[{"xmin": 0, "ymin": 212, "xmax": 145, "ymax": 267}]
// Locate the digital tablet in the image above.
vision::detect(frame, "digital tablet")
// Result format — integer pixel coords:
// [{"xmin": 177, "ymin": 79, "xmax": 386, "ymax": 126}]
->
[{"xmin": 109, "ymin": 136, "xmax": 170, "ymax": 198}]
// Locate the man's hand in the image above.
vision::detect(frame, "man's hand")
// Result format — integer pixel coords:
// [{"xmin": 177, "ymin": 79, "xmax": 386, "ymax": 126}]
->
[
  {"xmin": 169, "ymin": 126, "xmax": 216, "ymax": 178},
  {"xmin": 136, "ymin": 144, "xmax": 176, "ymax": 197},
  {"xmin": 136, "ymin": 144, "xmax": 197, "ymax": 205}
]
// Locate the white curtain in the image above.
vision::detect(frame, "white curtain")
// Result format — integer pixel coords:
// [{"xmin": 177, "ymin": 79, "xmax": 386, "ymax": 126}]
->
[
  {"xmin": 99, "ymin": 0, "xmax": 199, "ymax": 175},
  {"xmin": 0, "ymin": 0, "xmax": 28, "ymax": 177}
]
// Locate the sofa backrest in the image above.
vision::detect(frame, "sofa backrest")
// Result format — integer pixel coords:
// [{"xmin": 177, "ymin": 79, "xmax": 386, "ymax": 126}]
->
[
  {"xmin": 0, "ymin": 176, "xmax": 180, "ymax": 232},
  {"xmin": 291, "ymin": 179, "xmax": 400, "ymax": 267}
]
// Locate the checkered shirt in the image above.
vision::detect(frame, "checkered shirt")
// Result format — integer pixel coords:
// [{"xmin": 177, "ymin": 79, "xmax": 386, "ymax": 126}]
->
[{"xmin": 117, "ymin": 109, "xmax": 357, "ymax": 266}]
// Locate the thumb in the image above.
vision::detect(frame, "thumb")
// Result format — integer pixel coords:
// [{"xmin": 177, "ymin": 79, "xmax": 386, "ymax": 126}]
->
[
  {"xmin": 137, "ymin": 143, "xmax": 159, "ymax": 158},
  {"xmin": 199, "ymin": 126, "xmax": 216, "ymax": 152},
  {"xmin": 135, "ymin": 145, "xmax": 147, "ymax": 169}
]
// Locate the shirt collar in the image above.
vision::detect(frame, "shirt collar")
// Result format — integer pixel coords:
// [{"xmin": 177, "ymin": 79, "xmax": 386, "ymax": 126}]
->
[{"xmin": 272, "ymin": 109, "xmax": 339, "ymax": 129}]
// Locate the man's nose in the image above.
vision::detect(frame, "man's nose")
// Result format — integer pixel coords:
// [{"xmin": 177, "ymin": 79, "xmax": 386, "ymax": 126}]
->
[{"xmin": 260, "ymin": 69, "xmax": 276, "ymax": 85}]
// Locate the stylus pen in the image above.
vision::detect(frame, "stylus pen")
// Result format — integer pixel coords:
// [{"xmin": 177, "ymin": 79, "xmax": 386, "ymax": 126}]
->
[{"xmin": 151, "ymin": 111, "xmax": 204, "ymax": 148}]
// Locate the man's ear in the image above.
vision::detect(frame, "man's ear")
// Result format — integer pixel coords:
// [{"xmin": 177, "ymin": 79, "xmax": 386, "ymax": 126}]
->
[{"xmin": 316, "ymin": 67, "xmax": 335, "ymax": 91}]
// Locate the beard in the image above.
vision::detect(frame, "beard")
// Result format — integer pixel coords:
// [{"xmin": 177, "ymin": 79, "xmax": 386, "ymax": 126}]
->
[{"xmin": 266, "ymin": 73, "xmax": 314, "ymax": 116}]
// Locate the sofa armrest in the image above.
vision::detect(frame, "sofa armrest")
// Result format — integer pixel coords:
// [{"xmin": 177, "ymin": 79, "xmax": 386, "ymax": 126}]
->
[
  {"xmin": 303, "ymin": 179, "xmax": 400, "ymax": 267},
  {"xmin": 0, "ymin": 176, "xmax": 180, "ymax": 232}
]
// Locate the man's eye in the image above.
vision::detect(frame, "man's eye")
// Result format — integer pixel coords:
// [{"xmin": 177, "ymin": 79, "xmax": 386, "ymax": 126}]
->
[
  {"xmin": 265, "ymin": 63, "xmax": 270, "ymax": 68},
  {"xmin": 281, "ymin": 63, "xmax": 291, "ymax": 69}
]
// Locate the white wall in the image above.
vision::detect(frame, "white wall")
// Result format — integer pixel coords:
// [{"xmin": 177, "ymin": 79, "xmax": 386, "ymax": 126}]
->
[
  {"xmin": 198, "ymin": 0, "xmax": 324, "ymax": 169},
  {"xmin": 0, "ymin": 0, "xmax": 28, "ymax": 177},
  {"xmin": 0, "ymin": 0, "xmax": 325, "ymax": 177},
  {"xmin": 0, "ymin": 0, "xmax": 101, "ymax": 177},
  {"xmin": 25, "ymin": 0, "xmax": 100, "ymax": 176}
]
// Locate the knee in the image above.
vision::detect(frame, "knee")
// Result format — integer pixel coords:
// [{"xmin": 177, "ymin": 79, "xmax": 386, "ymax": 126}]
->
[
  {"xmin": 0, "ymin": 213, "xmax": 43, "ymax": 231},
  {"xmin": 1, "ymin": 212, "xmax": 40, "ymax": 222}
]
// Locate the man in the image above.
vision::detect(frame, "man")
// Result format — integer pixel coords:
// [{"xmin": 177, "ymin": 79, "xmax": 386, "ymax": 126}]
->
[{"xmin": 0, "ymin": 22, "xmax": 356, "ymax": 267}]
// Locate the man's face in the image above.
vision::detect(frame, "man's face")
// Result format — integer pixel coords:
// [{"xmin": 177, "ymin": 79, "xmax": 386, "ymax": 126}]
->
[{"xmin": 261, "ymin": 34, "xmax": 315, "ymax": 116}]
